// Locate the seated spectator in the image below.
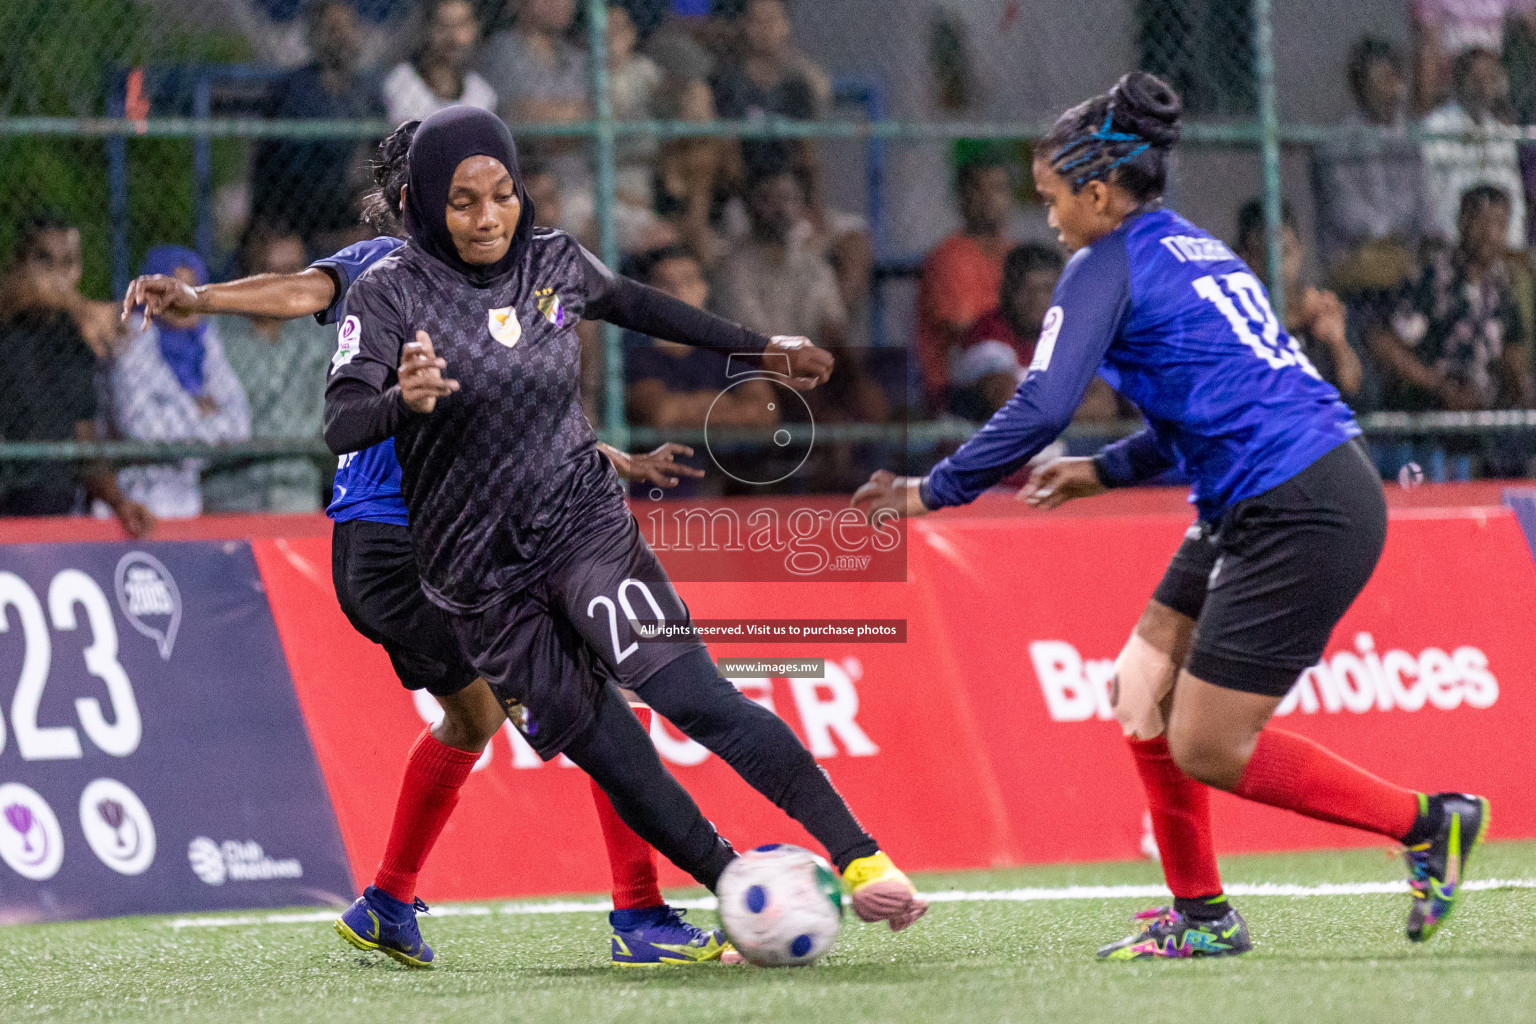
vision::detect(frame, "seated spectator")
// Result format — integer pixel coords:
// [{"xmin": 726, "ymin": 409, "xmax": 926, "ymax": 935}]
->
[
  {"xmin": 949, "ymin": 243, "xmax": 1123, "ymax": 424},
  {"xmin": 606, "ymin": 5, "xmax": 681, "ymax": 255},
  {"xmin": 106, "ymin": 246, "xmax": 251, "ymax": 519},
  {"xmin": 481, "ymin": 0, "xmax": 605, "ymax": 243},
  {"xmin": 711, "ymin": 165, "xmax": 886, "ymax": 423},
  {"xmin": 650, "ymin": 28, "xmax": 729, "ymax": 265},
  {"xmin": 1368, "ymin": 185, "xmax": 1536, "ymax": 475},
  {"xmin": 711, "ymin": 0, "xmax": 868, "ymax": 316},
  {"xmin": 1421, "ymin": 47, "xmax": 1526, "ymax": 249},
  {"xmin": 711, "ymin": 165, "xmax": 845, "ymax": 346},
  {"xmin": 916, "ymin": 157, "xmax": 1015, "ymax": 412},
  {"xmin": 626, "ymin": 246, "xmax": 777, "ymax": 431},
  {"xmin": 202, "ymin": 225, "xmax": 333, "ymax": 514},
  {"xmin": 1412, "ymin": 0, "xmax": 1536, "ymax": 112},
  {"xmin": 711, "ymin": 0, "xmax": 828, "ymax": 181},
  {"xmin": 1235, "ymin": 199, "xmax": 1365, "ymax": 402},
  {"xmin": 480, "ymin": 0, "xmax": 589, "ymax": 126},
  {"xmin": 382, "ymin": 0, "xmax": 495, "ymax": 123},
  {"xmin": 252, "ymin": 0, "xmax": 385, "ymax": 247},
  {"xmin": 0, "ymin": 216, "xmax": 153, "ymax": 535},
  {"xmin": 169, "ymin": 0, "xmax": 407, "ymax": 71},
  {"xmin": 1312, "ymin": 37, "xmax": 1424, "ymax": 297}
]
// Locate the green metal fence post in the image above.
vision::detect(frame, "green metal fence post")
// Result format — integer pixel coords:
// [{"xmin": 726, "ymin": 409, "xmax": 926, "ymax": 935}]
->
[
  {"xmin": 586, "ymin": 0, "xmax": 627, "ymax": 451},
  {"xmin": 1253, "ymin": 0, "xmax": 1285, "ymax": 321}
]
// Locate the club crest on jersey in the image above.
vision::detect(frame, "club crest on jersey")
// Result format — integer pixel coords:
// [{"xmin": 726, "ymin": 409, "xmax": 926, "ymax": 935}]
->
[
  {"xmin": 535, "ymin": 287, "xmax": 566, "ymax": 327},
  {"xmin": 488, "ymin": 306, "xmax": 522, "ymax": 347}
]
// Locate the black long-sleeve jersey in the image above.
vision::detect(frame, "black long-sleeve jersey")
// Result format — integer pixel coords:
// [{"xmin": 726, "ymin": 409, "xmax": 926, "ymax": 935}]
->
[{"xmin": 326, "ymin": 229, "xmax": 767, "ymax": 612}]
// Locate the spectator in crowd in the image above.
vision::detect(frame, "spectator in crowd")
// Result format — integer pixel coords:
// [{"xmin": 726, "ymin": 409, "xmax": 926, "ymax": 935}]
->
[
  {"xmin": 626, "ymin": 246, "xmax": 777, "ymax": 431},
  {"xmin": 1312, "ymin": 37, "xmax": 1425, "ymax": 297},
  {"xmin": 1235, "ymin": 199, "xmax": 1365, "ymax": 403},
  {"xmin": 948, "ymin": 243, "xmax": 1123, "ymax": 424},
  {"xmin": 0, "ymin": 216, "xmax": 154, "ymax": 534},
  {"xmin": 625, "ymin": 246, "xmax": 777, "ymax": 497},
  {"xmin": 481, "ymin": 0, "xmax": 603, "ymax": 241},
  {"xmin": 252, "ymin": 0, "xmax": 386, "ymax": 247},
  {"xmin": 949, "ymin": 244, "xmax": 1061, "ymax": 421},
  {"xmin": 106, "ymin": 246, "xmax": 250, "ymax": 519},
  {"xmin": 480, "ymin": 0, "xmax": 588, "ymax": 126},
  {"xmin": 165, "ymin": 0, "xmax": 407, "ymax": 71},
  {"xmin": 650, "ymin": 27, "xmax": 729, "ymax": 265},
  {"xmin": 1412, "ymin": 0, "xmax": 1536, "ymax": 113},
  {"xmin": 711, "ymin": 164, "xmax": 886, "ymax": 423},
  {"xmin": 201, "ymin": 225, "xmax": 333, "ymax": 514},
  {"xmin": 0, "ymin": 216, "xmax": 121, "ymax": 361},
  {"xmin": 711, "ymin": 165, "xmax": 845, "ymax": 346},
  {"xmin": 1421, "ymin": 46, "xmax": 1526, "ymax": 249},
  {"xmin": 711, "ymin": 0, "xmax": 829, "ymax": 181},
  {"xmin": 382, "ymin": 0, "xmax": 495, "ymax": 123},
  {"xmin": 916, "ymin": 157, "xmax": 1015, "ymax": 413},
  {"xmin": 710, "ymin": 0, "xmax": 869, "ymax": 317},
  {"xmin": 606, "ymin": 5, "xmax": 682, "ymax": 255},
  {"xmin": 1368, "ymin": 185, "xmax": 1536, "ymax": 475}
]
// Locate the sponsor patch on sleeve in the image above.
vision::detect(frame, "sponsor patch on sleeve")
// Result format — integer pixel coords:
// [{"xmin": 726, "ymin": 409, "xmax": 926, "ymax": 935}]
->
[
  {"xmin": 1029, "ymin": 306, "xmax": 1064, "ymax": 373},
  {"xmin": 331, "ymin": 314, "xmax": 361, "ymax": 372}
]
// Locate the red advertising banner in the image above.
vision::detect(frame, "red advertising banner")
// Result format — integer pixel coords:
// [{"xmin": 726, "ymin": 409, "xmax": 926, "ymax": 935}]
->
[{"xmin": 249, "ymin": 486, "xmax": 1536, "ymax": 902}]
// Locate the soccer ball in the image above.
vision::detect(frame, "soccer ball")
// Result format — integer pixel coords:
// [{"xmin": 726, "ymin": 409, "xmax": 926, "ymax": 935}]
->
[{"xmin": 716, "ymin": 844, "xmax": 843, "ymax": 967}]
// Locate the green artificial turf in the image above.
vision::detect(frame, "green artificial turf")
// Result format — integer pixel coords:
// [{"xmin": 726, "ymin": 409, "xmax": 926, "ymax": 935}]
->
[{"xmin": 4, "ymin": 842, "xmax": 1535, "ymax": 1024}]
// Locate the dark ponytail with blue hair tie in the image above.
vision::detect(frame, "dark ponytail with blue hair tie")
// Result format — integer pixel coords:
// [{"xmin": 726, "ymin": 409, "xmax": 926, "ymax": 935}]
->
[{"xmin": 1042, "ymin": 71, "xmax": 1182, "ymax": 201}]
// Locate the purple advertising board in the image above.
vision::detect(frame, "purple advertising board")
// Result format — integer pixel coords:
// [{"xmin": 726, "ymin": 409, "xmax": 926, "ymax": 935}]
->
[{"xmin": 0, "ymin": 540, "xmax": 353, "ymax": 923}]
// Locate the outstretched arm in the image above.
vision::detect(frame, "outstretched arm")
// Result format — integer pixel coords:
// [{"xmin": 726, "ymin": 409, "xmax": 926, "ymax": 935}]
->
[
  {"xmin": 578, "ymin": 246, "xmax": 832, "ymax": 390},
  {"xmin": 121, "ymin": 268, "xmax": 337, "ymax": 328},
  {"xmin": 853, "ymin": 238, "xmax": 1132, "ymax": 522}
]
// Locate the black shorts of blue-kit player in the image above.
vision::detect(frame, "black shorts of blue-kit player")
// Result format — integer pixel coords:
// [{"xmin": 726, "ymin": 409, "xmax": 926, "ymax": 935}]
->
[
  {"xmin": 448, "ymin": 513, "xmax": 880, "ymax": 880},
  {"xmin": 1149, "ymin": 521, "xmax": 1219, "ymax": 623},
  {"xmin": 330, "ymin": 518, "xmax": 480, "ymax": 697},
  {"xmin": 1181, "ymin": 438, "xmax": 1388, "ymax": 699}
]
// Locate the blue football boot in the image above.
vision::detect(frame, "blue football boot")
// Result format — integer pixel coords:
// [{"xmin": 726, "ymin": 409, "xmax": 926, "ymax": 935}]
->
[
  {"xmin": 334, "ymin": 885, "xmax": 435, "ymax": 968},
  {"xmin": 609, "ymin": 905, "xmax": 731, "ymax": 966}
]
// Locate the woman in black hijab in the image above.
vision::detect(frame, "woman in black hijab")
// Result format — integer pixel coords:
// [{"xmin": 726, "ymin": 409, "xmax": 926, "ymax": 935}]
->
[{"xmin": 325, "ymin": 106, "xmax": 925, "ymax": 938}]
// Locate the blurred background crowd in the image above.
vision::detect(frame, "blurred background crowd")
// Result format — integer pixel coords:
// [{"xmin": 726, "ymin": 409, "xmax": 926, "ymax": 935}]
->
[{"xmin": 4, "ymin": 0, "xmax": 1536, "ymax": 531}]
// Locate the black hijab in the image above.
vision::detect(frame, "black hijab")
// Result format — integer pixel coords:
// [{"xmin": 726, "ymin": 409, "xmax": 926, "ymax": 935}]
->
[{"xmin": 403, "ymin": 105, "xmax": 536, "ymax": 286}]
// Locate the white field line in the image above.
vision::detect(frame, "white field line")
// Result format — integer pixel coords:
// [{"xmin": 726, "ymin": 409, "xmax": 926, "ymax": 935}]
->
[{"xmin": 165, "ymin": 877, "xmax": 1536, "ymax": 930}]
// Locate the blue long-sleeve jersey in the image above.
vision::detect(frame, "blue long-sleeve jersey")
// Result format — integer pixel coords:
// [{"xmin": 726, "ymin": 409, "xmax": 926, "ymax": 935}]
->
[
  {"xmin": 313, "ymin": 235, "xmax": 408, "ymax": 525},
  {"xmin": 920, "ymin": 207, "xmax": 1360, "ymax": 522}
]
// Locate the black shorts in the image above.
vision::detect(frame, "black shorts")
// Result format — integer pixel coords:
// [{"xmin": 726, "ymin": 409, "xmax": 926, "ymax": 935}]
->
[
  {"xmin": 446, "ymin": 514, "xmax": 705, "ymax": 760},
  {"xmin": 331, "ymin": 519, "xmax": 480, "ymax": 697},
  {"xmin": 1150, "ymin": 438, "xmax": 1387, "ymax": 697}
]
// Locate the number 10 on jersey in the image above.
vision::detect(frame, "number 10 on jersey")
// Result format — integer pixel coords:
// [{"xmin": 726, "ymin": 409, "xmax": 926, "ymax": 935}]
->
[{"xmin": 1193, "ymin": 272, "xmax": 1320, "ymax": 378}]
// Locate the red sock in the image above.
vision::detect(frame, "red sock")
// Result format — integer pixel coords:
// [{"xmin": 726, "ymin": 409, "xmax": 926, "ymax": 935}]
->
[
  {"xmin": 1233, "ymin": 728, "xmax": 1418, "ymax": 840},
  {"xmin": 592, "ymin": 705, "xmax": 664, "ymax": 910},
  {"xmin": 373, "ymin": 728, "xmax": 481, "ymax": 903},
  {"xmin": 1128, "ymin": 735, "xmax": 1224, "ymax": 899}
]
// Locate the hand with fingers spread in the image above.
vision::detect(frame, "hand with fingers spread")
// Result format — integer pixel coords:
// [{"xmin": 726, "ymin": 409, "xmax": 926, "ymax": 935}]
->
[
  {"xmin": 850, "ymin": 469, "xmax": 930, "ymax": 526},
  {"xmin": 120, "ymin": 273, "xmax": 199, "ymax": 331},
  {"xmin": 399, "ymin": 330, "xmax": 460, "ymax": 414},
  {"xmin": 1017, "ymin": 455, "xmax": 1106, "ymax": 510},
  {"xmin": 765, "ymin": 335, "xmax": 834, "ymax": 391},
  {"xmin": 603, "ymin": 442, "xmax": 706, "ymax": 488}
]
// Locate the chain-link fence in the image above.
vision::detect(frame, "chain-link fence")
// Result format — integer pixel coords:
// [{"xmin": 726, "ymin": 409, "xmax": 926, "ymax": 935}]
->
[{"xmin": 3, "ymin": 0, "xmax": 1536, "ymax": 524}]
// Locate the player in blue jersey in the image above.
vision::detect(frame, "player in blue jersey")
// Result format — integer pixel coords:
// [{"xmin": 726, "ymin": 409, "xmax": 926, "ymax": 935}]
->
[
  {"xmin": 854, "ymin": 72, "xmax": 1489, "ymax": 959},
  {"xmin": 120, "ymin": 122, "xmax": 742, "ymax": 968}
]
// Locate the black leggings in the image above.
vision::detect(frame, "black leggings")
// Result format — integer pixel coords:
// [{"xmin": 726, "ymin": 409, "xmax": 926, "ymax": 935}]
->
[{"xmin": 562, "ymin": 648, "xmax": 878, "ymax": 890}]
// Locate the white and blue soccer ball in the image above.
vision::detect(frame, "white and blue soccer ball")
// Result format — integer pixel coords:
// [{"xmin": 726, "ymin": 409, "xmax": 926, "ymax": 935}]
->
[{"xmin": 716, "ymin": 844, "xmax": 843, "ymax": 967}]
